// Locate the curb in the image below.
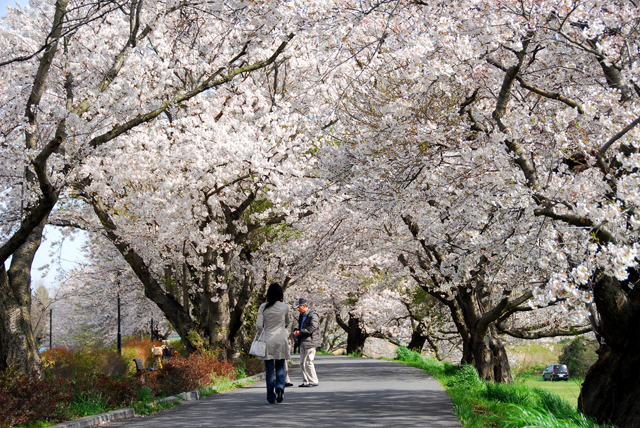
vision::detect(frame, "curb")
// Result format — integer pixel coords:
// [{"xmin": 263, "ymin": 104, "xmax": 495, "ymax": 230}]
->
[
  {"xmin": 50, "ymin": 408, "xmax": 135, "ymax": 428},
  {"xmin": 151, "ymin": 389, "xmax": 200, "ymax": 406},
  {"xmin": 49, "ymin": 373, "xmax": 264, "ymax": 428},
  {"xmin": 244, "ymin": 372, "xmax": 265, "ymax": 382}
]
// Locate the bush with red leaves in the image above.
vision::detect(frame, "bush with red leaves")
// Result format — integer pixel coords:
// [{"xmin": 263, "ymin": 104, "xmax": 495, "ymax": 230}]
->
[
  {"xmin": 146, "ymin": 352, "xmax": 237, "ymax": 396},
  {"xmin": 0, "ymin": 369, "xmax": 71, "ymax": 428},
  {"xmin": 93, "ymin": 375, "xmax": 140, "ymax": 407}
]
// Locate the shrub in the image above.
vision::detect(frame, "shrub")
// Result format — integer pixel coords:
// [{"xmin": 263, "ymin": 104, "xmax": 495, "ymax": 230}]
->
[
  {"xmin": 0, "ymin": 369, "xmax": 71, "ymax": 427},
  {"xmin": 40, "ymin": 347, "xmax": 139, "ymax": 413},
  {"xmin": 42, "ymin": 347, "xmax": 103, "ymax": 383},
  {"xmin": 396, "ymin": 347, "xmax": 424, "ymax": 365},
  {"xmin": 100, "ymin": 351, "xmax": 129, "ymax": 377},
  {"xmin": 122, "ymin": 337, "xmax": 157, "ymax": 369},
  {"xmin": 146, "ymin": 351, "xmax": 236, "ymax": 396},
  {"xmin": 41, "ymin": 347, "xmax": 80, "ymax": 380},
  {"xmin": 67, "ymin": 393, "xmax": 107, "ymax": 418},
  {"xmin": 41, "ymin": 347, "xmax": 131, "ymax": 396},
  {"xmin": 558, "ymin": 337, "xmax": 598, "ymax": 378},
  {"xmin": 235, "ymin": 356, "xmax": 264, "ymax": 377},
  {"xmin": 92, "ymin": 375, "xmax": 139, "ymax": 408},
  {"xmin": 513, "ymin": 363, "xmax": 547, "ymax": 379},
  {"xmin": 169, "ymin": 339, "xmax": 187, "ymax": 357}
]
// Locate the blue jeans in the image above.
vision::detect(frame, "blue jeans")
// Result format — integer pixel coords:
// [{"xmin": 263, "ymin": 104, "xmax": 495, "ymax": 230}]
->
[{"xmin": 264, "ymin": 359, "xmax": 285, "ymax": 404}]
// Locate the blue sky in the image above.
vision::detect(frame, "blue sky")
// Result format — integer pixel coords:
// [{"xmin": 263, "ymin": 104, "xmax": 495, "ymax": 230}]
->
[{"xmin": 0, "ymin": 0, "xmax": 23, "ymax": 16}]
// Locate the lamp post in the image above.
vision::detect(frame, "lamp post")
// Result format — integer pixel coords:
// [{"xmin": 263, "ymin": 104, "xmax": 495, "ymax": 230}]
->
[
  {"xmin": 117, "ymin": 293, "xmax": 122, "ymax": 355},
  {"xmin": 49, "ymin": 309, "xmax": 52, "ymax": 349},
  {"xmin": 116, "ymin": 272, "xmax": 122, "ymax": 355}
]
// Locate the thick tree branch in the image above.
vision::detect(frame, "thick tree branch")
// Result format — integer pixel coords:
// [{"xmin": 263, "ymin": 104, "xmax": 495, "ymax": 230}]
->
[
  {"xmin": 491, "ymin": 33, "xmax": 533, "ymax": 126},
  {"xmin": 90, "ymin": 196, "xmax": 197, "ymax": 352},
  {"xmin": 487, "ymin": 57, "xmax": 584, "ymax": 114},
  {"xmin": 497, "ymin": 323, "xmax": 592, "ymax": 339},
  {"xmin": 533, "ymin": 206, "xmax": 617, "ymax": 244}
]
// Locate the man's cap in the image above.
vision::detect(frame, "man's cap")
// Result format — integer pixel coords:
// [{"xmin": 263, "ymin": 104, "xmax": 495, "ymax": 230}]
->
[{"xmin": 293, "ymin": 298, "xmax": 307, "ymax": 309}]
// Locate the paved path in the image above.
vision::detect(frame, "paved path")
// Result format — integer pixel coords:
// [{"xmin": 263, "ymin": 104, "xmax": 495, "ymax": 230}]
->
[{"xmin": 112, "ymin": 355, "xmax": 461, "ymax": 428}]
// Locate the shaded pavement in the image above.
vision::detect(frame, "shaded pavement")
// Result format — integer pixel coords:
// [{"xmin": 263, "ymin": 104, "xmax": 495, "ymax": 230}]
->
[{"xmin": 111, "ymin": 355, "xmax": 461, "ymax": 428}]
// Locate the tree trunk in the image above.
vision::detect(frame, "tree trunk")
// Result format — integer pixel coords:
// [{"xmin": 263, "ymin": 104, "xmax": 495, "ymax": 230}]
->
[
  {"xmin": 200, "ymin": 291, "xmax": 232, "ymax": 357},
  {"xmin": 0, "ymin": 219, "xmax": 47, "ymax": 372},
  {"xmin": 321, "ymin": 313, "xmax": 334, "ymax": 351},
  {"xmin": 467, "ymin": 325, "xmax": 512, "ymax": 383},
  {"xmin": 335, "ymin": 313, "xmax": 368, "ymax": 355},
  {"xmin": 579, "ymin": 344, "xmax": 640, "ymax": 427},
  {"xmin": 227, "ymin": 273, "xmax": 255, "ymax": 353},
  {"xmin": 345, "ymin": 316, "xmax": 367, "ymax": 355},
  {"xmin": 407, "ymin": 329, "xmax": 427, "ymax": 352},
  {"xmin": 578, "ymin": 272, "xmax": 640, "ymax": 427}
]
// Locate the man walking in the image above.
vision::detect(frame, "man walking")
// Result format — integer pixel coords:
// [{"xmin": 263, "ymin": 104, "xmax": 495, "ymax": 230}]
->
[{"xmin": 293, "ymin": 298, "xmax": 320, "ymax": 387}]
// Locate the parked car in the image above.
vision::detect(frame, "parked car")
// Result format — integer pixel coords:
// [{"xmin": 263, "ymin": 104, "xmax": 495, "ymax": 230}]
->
[{"xmin": 542, "ymin": 364, "xmax": 569, "ymax": 381}]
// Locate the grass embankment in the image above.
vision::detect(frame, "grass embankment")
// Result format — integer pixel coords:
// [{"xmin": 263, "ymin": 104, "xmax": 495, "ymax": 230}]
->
[
  {"xmin": 521, "ymin": 376, "xmax": 583, "ymax": 407},
  {"xmin": 395, "ymin": 348, "xmax": 614, "ymax": 428}
]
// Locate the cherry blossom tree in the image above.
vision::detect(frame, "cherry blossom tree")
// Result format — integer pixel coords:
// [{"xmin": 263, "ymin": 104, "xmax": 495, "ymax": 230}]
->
[
  {"xmin": 325, "ymin": 0, "xmax": 638, "ymax": 423},
  {"xmin": 313, "ymin": 0, "xmax": 601, "ymax": 384},
  {"xmin": 409, "ymin": 1, "xmax": 640, "ymax": 423},
  {"xmin": 0, "ymin": 0, "xmax": 308, "ymax": 371}
]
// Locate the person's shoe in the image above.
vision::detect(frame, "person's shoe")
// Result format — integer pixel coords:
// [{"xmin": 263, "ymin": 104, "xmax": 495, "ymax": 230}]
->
[
  {"xmin": 276, "ymin": 388, "xmax": 284, "ymax": 403},
  {"xmin": 285, "ymin": 382, "xmax": 294, "ymax": 387},
  {"xmin": 308, "ymin": 383, "xmax": 319, "ymax": 387},
  {"xmin": 298, "ymin": 383, "xmax": 309, "ymax": 387}
]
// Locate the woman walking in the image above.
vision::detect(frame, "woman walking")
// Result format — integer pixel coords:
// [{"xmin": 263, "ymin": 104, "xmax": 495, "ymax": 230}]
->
[{"xmin": 256, "ymin": 283, "xmax": 291, "ymax": 404}]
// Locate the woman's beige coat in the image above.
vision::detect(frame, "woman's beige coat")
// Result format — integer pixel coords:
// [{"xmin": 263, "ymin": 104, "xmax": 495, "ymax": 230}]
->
[{"xmin": 256, "ymin": 301, "xmax": 291, "ymax": 361}]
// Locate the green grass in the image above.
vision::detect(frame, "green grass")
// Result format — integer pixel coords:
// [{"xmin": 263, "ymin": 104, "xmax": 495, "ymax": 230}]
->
[
  {"xmin": 394, "ymin": 347, "xmax": 615, "ymax": 428},
  {"xmin": 67, "ymin": 393, "xmax": 108, "ymax": 417},
  {"xmin": 132, "ymin": 386, "xmax": 181, "ymax": 415},
  {"xmin": 520, "ymin": 375, "xmax": 583, "ymax": 407},
  {"xmin": 199, "ymin": 377, "xmax": 256, "ymax": 398}
]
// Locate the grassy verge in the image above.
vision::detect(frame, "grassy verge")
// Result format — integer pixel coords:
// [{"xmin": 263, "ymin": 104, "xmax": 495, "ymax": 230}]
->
[
  {"xmin": 395, "ymin": 348, "xmax": 615, "ymax": 428},
  {"xmin": 519, "ymin": 375, "xmax": 583, "ymax": 407},
  {"xmin": 199, "ymin": 377, "xmax": 256, "ymax": 398},
  {"xmin": 132, "ymin": 388, "xmax": 182, "ymax": 416}
]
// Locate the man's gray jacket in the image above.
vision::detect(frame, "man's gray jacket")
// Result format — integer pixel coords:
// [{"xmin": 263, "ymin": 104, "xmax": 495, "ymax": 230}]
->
[{"xmin": 298, "ymin": 309, "xmax": 321, "ymax": 349}]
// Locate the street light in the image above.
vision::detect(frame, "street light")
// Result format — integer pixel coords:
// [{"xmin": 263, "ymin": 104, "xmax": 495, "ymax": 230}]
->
[
  {"xmin": 116, "ymin": 272, "xmax": 122, "ymax": 355},
  {"xmin": 49, "ymin": 308, "xmax": 52, "ymax": 349},
  {"xmin": 117, "ymin": 293, "xmax": 122, "ymax": 355}
]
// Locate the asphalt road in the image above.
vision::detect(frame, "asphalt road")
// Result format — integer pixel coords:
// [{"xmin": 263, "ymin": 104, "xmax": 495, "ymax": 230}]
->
[{"xmin": 111, "ymin": 355, "xmax": 461, "ymax": 428}]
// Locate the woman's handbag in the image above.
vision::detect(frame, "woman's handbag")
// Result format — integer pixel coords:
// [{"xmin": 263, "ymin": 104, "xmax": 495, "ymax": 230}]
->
[
  {"xmin": 249, "ymin": 309, "xmax": 267, "ymax": 357},
  {"xmin": 249, "ymin": 329, "xmax": 266, "ymax": 357},
  {"xmin": 245, "ymin": 330, "xmax": 267, "ymax": 357}
]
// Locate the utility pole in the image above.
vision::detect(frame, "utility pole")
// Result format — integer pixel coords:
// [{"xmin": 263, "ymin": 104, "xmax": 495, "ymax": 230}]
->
[
  {"xmin": 117, "ymin": 293, "xmax": 122, "ymax": 355},
  {"xmin": 49, "ymin": 309, "xmax": 52, "ymax": 349},
  {"xmin": 116, "ymin": 272, "xmax": 122, "ymax": 354}
]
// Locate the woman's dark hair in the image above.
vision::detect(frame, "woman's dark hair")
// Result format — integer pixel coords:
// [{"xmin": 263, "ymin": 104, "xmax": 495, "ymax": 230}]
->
[{"xmin": 265, "ymin": 283, "xmax": 284, "ymax": 309}]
